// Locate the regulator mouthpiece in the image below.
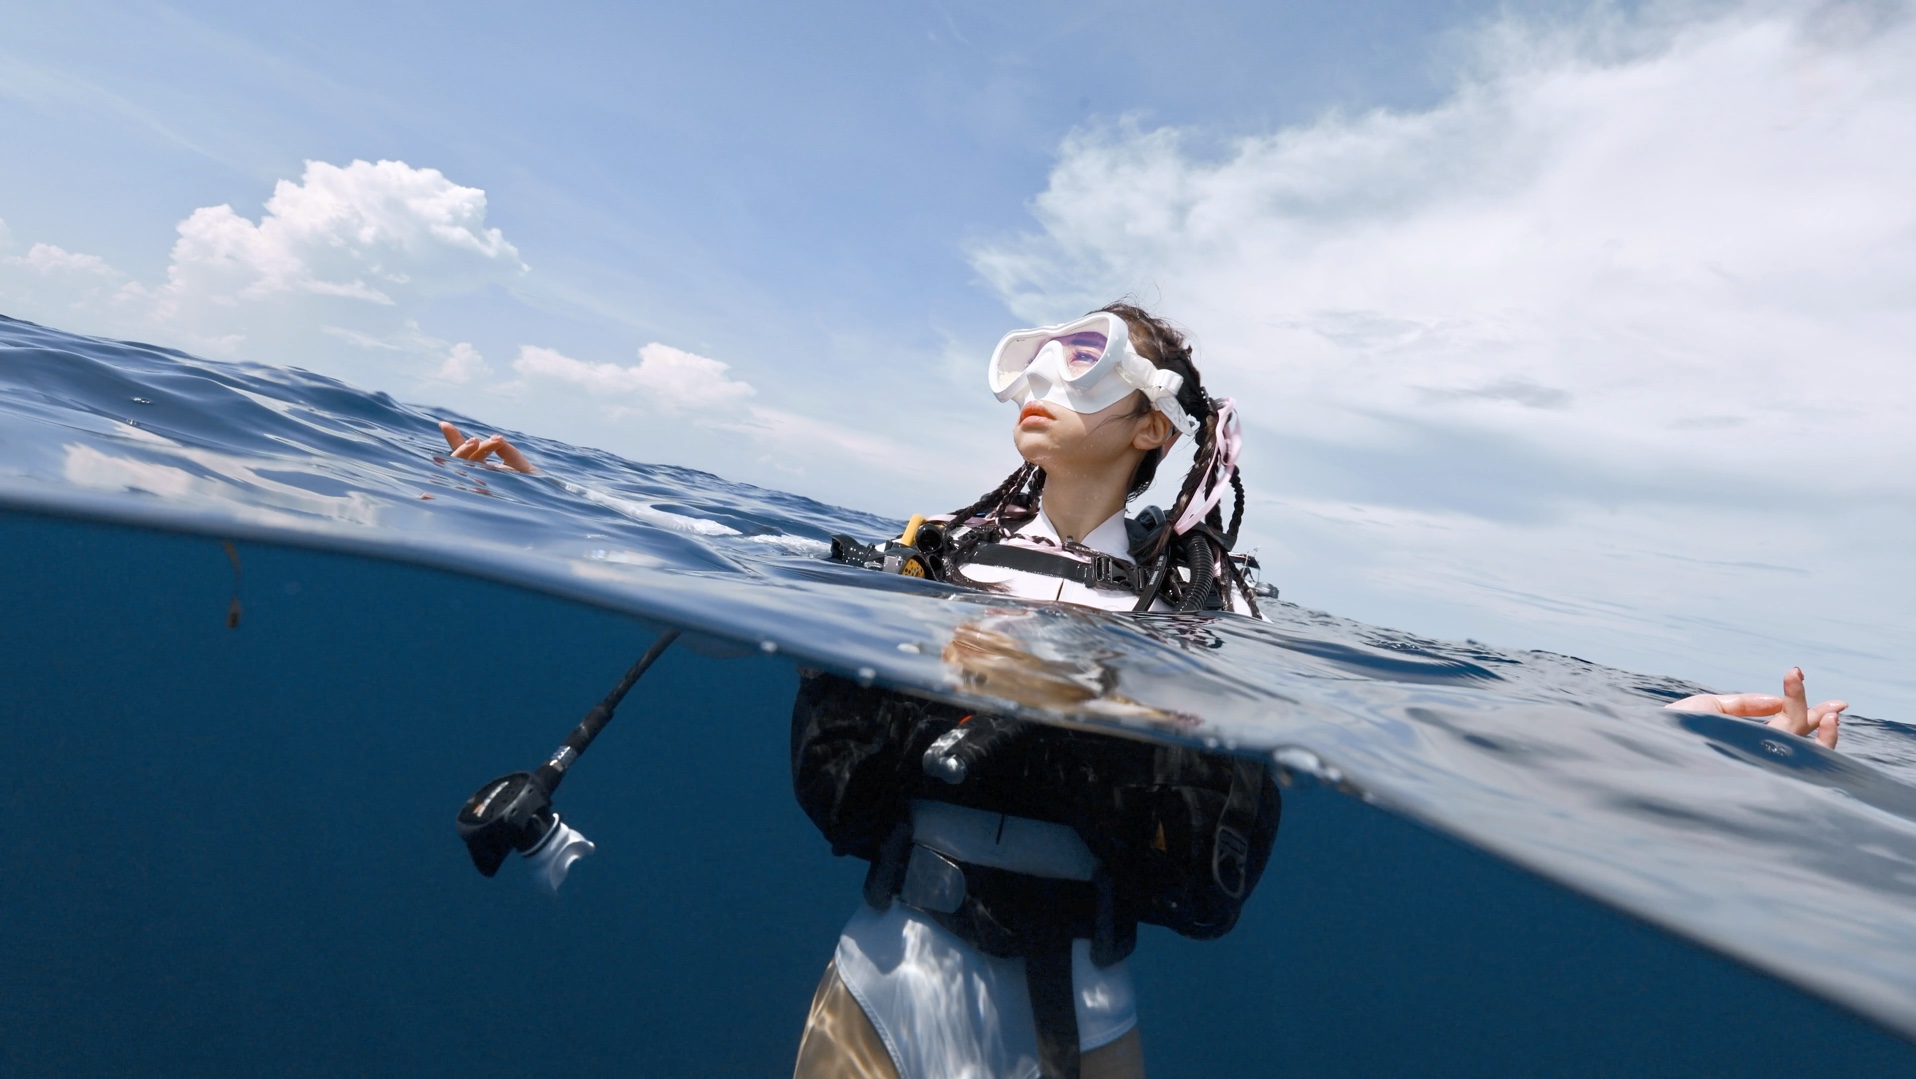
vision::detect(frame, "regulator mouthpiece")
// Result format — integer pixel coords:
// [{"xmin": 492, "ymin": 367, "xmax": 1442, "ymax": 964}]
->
[{"xmin": 524, "ymin": 817, "xmax": 595, "ymax": 891}]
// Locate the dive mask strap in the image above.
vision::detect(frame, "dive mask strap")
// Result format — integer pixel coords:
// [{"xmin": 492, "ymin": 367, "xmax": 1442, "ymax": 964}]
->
[{"xmin": 1118, "ymin": 354, "xmax": 1197, "ymax": 436}]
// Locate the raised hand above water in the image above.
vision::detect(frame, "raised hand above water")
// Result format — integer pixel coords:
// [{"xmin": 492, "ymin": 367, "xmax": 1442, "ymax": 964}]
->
[
  {"xmin": 438, "ymin": 420, "xmax": 537, "ymax": 474},
  {"xmin": 1666, "ymin": 666, "xmax": 1845, "ymax": 750}
]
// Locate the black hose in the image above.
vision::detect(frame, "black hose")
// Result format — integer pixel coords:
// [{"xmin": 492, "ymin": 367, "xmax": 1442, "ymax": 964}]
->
[
  {"xmin": 1175, "ymin": 532, "xmax": 1216, "ymax": 613},
  {"xmin": 534, "ymin": 629, "xmax": 679, "ymax": 793}
]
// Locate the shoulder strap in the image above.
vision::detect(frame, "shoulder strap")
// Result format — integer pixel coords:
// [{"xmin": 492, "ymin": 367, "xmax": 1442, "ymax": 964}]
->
[{"xmin": 965, "ymin": 542, "xmax": 1143, "ymax": 594}]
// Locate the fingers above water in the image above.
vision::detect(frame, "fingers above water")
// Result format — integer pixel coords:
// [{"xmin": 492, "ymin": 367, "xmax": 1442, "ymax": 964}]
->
[
  {"xmin": 1811, "ymin": 709, "xmax": 1841, "ymax": 750},
  {"xmin": 436, "ymin": 421, "xmax": 537, "ymax": 474},
  {"xmin": 490, "ymin": 437, "xmax": 536, "ymax": 474},
  {"xmin": 1778, "ymin": 666, "xmax": 1810, "ymax": 732},
  {"xmin": 1665, "ymin": 692, "xmax": 1786, "ymax": 717}
]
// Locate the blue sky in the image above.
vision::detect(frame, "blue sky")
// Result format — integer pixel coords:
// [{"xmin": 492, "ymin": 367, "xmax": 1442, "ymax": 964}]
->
[{"xmin": 4, "ymin": 0, "xmax": 1913, "ymax": 719}]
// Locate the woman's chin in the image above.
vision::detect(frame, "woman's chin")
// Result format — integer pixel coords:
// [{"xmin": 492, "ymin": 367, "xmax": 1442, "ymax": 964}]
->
[{"xmin": 1011, "ymin": 430, "xmax": 1054, "ymax": 462}]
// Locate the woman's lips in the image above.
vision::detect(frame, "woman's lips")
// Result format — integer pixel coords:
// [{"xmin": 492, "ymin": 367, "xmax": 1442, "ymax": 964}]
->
[{"xmin": 1019, "ymin": 402, "xmax": 1053, "ymax": 425}]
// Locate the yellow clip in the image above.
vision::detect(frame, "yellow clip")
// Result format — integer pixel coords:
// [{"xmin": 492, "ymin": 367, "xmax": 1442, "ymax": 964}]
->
[{"xmin": 897, "ymin": 514, "xmax": 928, "ymax": 577}]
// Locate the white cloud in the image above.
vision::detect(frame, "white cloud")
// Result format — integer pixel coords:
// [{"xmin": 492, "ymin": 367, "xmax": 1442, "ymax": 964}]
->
[
  {"xmin": 1, "ymin": 159, "xmax": 525, "ymax": 370},
  {"xmin": 630, "ymin": 342, "xmax": 759, "ymax": 409},
  {"xmin": 0, "ymin": 227, "xmax": 131, "ymax": 317},
  {"xmin": 513, "ymin": 342, "xmax": 756, "ymax": 410},
  {"xmin": 512, "ymin": 339, "xmax": 907, "ymax": 470},
  {"xmin": 11, "ymin": 242, "xmax": 118, "ymax": 276},
  {"xmin": 973, "ymin": 1, "xmax": 1916, "ymax": 500},
  {"xmin": 156, "ymin": 159, "xmax": 521, "ymax": 310},
  {"xmin": 432, "ymin": 342, "xmax": 490, "ymax": 385}
]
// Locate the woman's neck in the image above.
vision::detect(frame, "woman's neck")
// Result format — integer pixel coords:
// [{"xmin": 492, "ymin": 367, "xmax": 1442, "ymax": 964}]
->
[{"xmin": 1036, "ymin": 470, "xmax": 1130, "ymax": 545}]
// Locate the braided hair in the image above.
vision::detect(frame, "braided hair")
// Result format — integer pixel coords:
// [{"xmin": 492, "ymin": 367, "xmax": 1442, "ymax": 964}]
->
[
  {"xmin": 1103, "ymin": 304, "xmax": 1256, "ymax": 616},
  {"xmin": 937, "ymin": 462, "xmax": 1043, "ymax": 583},
  {"xmin": 935, "ymin": 303, "xmax": 1260, "ymax": 616}
]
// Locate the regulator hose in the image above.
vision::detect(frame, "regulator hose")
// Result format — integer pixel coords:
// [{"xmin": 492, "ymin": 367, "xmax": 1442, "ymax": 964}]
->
[{"xmin": 1175, "ymin": 531, "xmax": 1216, "ymax": 613}]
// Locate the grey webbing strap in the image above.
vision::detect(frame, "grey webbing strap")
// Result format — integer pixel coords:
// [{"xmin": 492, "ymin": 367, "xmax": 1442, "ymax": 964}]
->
[
  {"xmin": 1213, "ymin": 760, "xmax": 1265, "ymax": 899},
  {"xmin": 1027, "ymin": 939, "xmax": 1080, "ymax": 1079},
  {"xmin": 967, "ymin": 543, "xmax": 1142, "ymax": 593},
  {"xmin": 863, "ymin": 820, "xmax": 912, "ymax": 910}
]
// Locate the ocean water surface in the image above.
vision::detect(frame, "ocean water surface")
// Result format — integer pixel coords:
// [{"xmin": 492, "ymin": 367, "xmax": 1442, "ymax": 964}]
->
[{"xmin": 3, "ymin": 312, "xmax": 1915, "ymax": 1076}]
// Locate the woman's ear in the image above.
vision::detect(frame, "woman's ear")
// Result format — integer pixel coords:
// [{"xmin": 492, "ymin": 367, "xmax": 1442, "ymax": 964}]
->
[{"xmin": 1133, "ymin": 410, "xmax": 1176, "ymax": 451}]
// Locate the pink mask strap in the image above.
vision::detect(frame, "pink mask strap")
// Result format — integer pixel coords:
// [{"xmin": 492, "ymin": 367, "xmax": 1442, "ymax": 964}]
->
[{"xmin": 1171, "ymin": 398, "xmax": 1242, "ymax": 536}]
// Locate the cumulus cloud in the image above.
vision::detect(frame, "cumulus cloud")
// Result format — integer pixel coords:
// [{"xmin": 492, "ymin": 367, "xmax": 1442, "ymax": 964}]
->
[
  {"xmin": 154, "ymin": 159, "xmax": 521, "ymax": 312},
  {"xmin": 512, "ymin": 339, "xmax": 904, "ymax": 468},
  {"xmin": 973, "ymin": 0, "xmax": 1916, "ymax": 503},
  {"xmin": 431, "ymin": 342, "xmax": 491, "ymax": 385},
  {"xmin": 513, "ymin": 342, "xmax": 756, "ymax": 410},
  {"xmin": 0, "ymin": 219, "xmax": 131, "ymax": 319},
  {"xmin": 1, "ymin": 160, "xmax": 524, "ymax": 375}
]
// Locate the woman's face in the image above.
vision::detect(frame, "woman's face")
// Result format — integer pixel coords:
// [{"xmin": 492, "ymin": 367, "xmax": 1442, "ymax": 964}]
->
[{"xmin": 1012, "ymin": 389, "xmax": 1174, "ymax": 474}]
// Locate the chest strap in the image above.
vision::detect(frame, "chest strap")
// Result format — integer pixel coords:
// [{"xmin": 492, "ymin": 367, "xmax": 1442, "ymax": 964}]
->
[{"xmin": 965, "ymin": 543, "xmax": 1142, "ymax": 593}]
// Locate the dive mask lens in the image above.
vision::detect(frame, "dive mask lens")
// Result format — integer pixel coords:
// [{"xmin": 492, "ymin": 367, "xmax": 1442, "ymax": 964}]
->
[
  {"xmin": 1052, "ymin": 330, "xmax": 1109, "ymax": 378},
  {"xmin": 988, "ymin": 313, "xmax": 1124, "ymax": 403}
]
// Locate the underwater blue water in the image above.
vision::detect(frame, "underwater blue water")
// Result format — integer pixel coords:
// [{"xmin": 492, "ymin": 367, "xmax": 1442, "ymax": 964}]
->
[{"xmin": 3, "ymin": 312, "xmax": 1915, "ymax": 1074}]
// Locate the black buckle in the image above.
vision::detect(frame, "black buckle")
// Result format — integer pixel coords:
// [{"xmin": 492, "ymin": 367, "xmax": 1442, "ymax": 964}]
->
[
  {"xmin": 829, "ymin": 534, "xmax": 885, "ymax": 570},
  {"xmin": 1086, "ymin": 554, "xmax": 1136, "ymax": 592}
]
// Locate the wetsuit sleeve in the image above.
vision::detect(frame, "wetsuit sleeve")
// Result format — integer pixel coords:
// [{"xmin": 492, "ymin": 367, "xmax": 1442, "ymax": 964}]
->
[{"xmin": 789, "ymin": 671, "xmax": 960, "ymax": 861}]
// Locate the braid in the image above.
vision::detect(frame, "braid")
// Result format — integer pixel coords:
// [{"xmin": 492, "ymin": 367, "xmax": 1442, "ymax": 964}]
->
[
  {"xmin": 947, "ymin": 462, "xmax": 1031, "ymax": 529},
  {"xmin": 1225, "ymin": 468, "xmax": 1246, "ymax": 550},
  {"xmin": 1153, "ymin": 409, "xmax": 1220, "ymax": 564},
  {"xmin": 1025, "ymin": 467, "xmax": 1047, "ymax": 512},
  {"xmin": 939, "ymin": 462, "xmax": 1039, "ymax": 586}
]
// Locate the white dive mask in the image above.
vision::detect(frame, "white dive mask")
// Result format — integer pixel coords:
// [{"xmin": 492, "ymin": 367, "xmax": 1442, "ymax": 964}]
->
[{"xmin": 987, "ymin": 311, "xmax": 1197, "ymax": 436}]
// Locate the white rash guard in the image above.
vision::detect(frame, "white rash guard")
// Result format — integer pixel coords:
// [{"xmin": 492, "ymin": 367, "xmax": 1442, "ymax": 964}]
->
[{"xmin": 959, "ymin": 504, "xmax": 1259, "ymax": 616}]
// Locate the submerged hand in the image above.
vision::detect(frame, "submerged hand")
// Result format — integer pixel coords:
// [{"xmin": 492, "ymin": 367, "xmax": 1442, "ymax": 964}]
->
[
  {"xmin": 1666, "ymin": 666, "xmax": 1845, "ymax": 750},
  {"xmin": 439, "ymin": 421, "xmax": 536, "ymax": 474}
]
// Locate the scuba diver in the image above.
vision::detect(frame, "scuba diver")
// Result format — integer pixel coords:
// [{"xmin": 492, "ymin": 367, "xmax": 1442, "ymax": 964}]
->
[
  {"xmin": 436, "ymin": 304, "xmax": 1851, "ymax": 1079},
  {"xmin": 787, "ymin": 303, "xmax": 1277, "ymax": 1079}
]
